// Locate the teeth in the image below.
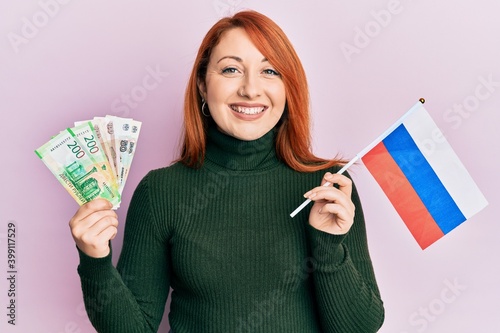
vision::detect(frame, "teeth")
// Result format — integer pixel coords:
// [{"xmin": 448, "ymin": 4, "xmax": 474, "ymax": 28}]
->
[{"xmin": 231, "ymin": 105, "xmax": 265, "ymax": 115}]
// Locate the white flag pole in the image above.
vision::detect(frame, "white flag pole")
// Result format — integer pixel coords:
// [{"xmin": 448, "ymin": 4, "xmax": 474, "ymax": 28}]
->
[{"xmin": 289, "ymin": 98, "xmax": 426, "ymax": 218}]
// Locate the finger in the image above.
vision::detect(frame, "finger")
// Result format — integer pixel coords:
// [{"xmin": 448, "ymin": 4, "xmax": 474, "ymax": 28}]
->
[
  {"xmin": 70, "ymin": 208, "xmax": 117, "ymax": 233},
  {"xmin": 97, "ymin": 224, "xmax": 118, "ymax": 242},
  {"xmin": 109, "ymin": 228, "xmax": 118, "ymax": 240},
  {"xmin": 304, "ymin": 186, "xmax": 352, "ymax": 210},
  {"xmin": 77, "ymin": 226, "xmax": 116, "ymax": 258},
  {"xmin": 323, "ymin": 172, "xmax": 352, "ymax": 198},
  {"xmin": 320, "ymin": 172, "xmax": 333, "ymax": 186},
  {"xmin": 79, "ymin": 217, "xmax": 118, "ymax": 245},
  {"xmin": 302, "ymin": 172, "xmax": 338, "ymax": 197},
  {"xmin": 69, "ymin": 199, "xmax": 113, "ymax": 227},
  {"xmin": 71, "ymin": 211, "xmax": 118, "ymax": 239},
  {"xmin": 319, "ymin": 202, "xmax": 354, "ymax": 222},
  {"xmin": 89, "ymin": 214, "xmax": 119, "ymax": 234}
]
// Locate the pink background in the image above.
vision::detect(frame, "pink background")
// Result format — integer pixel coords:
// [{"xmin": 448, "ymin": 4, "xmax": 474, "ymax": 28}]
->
[{"xmin": 1, "ymin": 1, "xmax": 499, "ymax": 332}]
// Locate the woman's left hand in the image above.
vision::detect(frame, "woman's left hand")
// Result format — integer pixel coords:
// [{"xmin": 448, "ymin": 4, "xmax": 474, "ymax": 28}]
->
[{"xmin": 304, "ymin": 172, "xmax": 355, "ymax": 235}]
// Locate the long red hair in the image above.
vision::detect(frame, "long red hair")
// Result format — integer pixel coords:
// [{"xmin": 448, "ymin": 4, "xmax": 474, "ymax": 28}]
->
[{"xmin": 178, "ymin": 10, "xmax": 344, "ymax": 172}]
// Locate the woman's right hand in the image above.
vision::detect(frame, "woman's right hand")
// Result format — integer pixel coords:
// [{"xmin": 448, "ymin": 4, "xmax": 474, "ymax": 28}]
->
[{"xmin": 69, "ymin": 199, "xmax": 119, "ymax": 258}]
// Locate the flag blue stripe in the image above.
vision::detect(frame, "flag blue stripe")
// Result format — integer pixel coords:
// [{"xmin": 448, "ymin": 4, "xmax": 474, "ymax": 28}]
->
[{"xmin": 383, "ymin": 125, "xmax": 466, "ymax": 234}]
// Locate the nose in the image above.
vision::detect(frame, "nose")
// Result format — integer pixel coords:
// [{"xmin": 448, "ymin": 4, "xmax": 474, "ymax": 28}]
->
[{"xmin": 240, "ymin": 72, "xmax": 262, "ymax": 98}]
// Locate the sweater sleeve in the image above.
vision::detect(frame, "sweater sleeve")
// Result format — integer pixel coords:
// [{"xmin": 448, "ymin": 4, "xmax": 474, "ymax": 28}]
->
[
  {"xmin": 306, "ymin": 173, "xmax": 384, "ymax": 333},
  {"xmin": 77, "ymin": 173, "xmax": 170, "ymax": 333}
]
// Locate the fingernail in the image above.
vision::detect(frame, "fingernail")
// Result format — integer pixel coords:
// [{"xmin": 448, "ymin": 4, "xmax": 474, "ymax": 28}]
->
[{"xmin": 304, "ymin": 191, "xmax": 316, "ymax": 199}]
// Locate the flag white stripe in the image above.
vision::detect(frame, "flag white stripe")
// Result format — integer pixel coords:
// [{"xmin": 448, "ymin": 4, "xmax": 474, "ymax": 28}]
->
[{"xmin": 403, "ymin": 107, "xmax": 488, "ymax": 219}]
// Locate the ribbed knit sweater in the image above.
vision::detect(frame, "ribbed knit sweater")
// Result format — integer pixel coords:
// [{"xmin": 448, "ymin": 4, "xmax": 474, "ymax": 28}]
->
[{"xmin": 77, "ymin": 126, "xmax": 384, "ymax": 333}]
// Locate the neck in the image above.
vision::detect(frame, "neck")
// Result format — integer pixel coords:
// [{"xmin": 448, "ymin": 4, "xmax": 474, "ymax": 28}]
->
[{"xmin": 204, "ymin": 125, "xmax": 280, "ymax": 172}]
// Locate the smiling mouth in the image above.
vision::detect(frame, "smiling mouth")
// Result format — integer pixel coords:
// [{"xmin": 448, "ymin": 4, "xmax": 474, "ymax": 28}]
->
[{"xmin": 230, "ymin": 105, "xmax": 266, "ymax": 115}]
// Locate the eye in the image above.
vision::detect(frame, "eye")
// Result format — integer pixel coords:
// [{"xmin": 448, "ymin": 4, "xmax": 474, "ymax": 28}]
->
[
  {"xmin": 262, "ymin": 68, "xmax": 280, "ymax": 77},
  {"xmin": 221, "ymin": 67, "xmax": 242, "ymax": 76}
]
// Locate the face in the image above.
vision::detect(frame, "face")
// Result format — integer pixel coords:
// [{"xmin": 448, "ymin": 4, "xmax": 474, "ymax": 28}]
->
[{"xmin": 198, "ymin": 28, "xmax": 286, "ymax": 141}]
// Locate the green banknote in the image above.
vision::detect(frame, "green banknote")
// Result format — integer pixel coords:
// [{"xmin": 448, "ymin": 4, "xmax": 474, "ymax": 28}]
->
[
  {"xmin": 75, "ymin": 119, "xmax": 117, "ymax": 180},
  {"xmin": 35, "ymin": 127, "xmax": 121, "ymax": 208},
  {"xmin": 69, "ymin": 122, "xmax": 118, "ymax": 192},
  {"xmin": 36, "ymin": 116, "xmax": 141, "ymax": 209}
]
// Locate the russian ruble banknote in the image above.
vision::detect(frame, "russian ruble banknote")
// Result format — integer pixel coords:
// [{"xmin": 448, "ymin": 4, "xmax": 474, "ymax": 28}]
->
[
  {"xmin": 105, "ymin": 116, "xmax": 142, "ymax": 194},
  {"xmin": 35, "ymin": 116, "xmax": 142, "ymax": 209}
]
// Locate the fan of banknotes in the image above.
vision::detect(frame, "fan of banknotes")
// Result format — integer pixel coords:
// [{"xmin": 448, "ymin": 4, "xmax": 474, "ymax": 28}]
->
[{"xmin": 35, "ymin": 116, "xmax": 142, "ymax": 209}]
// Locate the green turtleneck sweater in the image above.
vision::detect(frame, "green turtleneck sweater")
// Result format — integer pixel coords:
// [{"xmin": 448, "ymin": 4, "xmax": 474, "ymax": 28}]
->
[{"xmin": 77, "ymin": 126, "xmax": 384, "ymax": 333}]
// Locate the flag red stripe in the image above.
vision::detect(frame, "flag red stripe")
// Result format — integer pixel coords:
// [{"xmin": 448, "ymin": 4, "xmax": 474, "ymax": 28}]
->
[{"xmin": 361, "ymin": 141, "xmax": 445, "ymax": 249}]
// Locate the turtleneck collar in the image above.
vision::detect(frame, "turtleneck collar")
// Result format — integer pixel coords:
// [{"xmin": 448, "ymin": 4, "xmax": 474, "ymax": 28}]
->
[{"xmin": 204, "ymin": 125, "xmax": 281, "ymax": 172}]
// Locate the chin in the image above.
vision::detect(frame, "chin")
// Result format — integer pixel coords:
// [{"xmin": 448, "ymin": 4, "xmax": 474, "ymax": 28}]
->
[{"xmin": 218, "ymin": 119, "xmax": 279, "ymax": 141}]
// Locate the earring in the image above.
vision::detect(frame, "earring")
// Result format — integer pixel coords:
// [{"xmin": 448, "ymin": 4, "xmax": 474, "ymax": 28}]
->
[{"xmin": 201, "ymin": 100, "xmax": 210, "ymax": 117}]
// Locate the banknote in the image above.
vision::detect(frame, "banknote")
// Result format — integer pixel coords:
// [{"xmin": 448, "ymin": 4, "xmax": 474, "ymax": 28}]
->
[
  {"xmin": 105, "ymin": 116, "xmax": 142, "ymax": 194},
  {"xmin": 75, "ymin": 119, "xmax": 117, "ymax": 180},
  {"xmin": 119, "ymin": 119, "xmax": 141, "ymax": 193},
  {"xmin": 68, "ymin": 122, "xmax": 120, "ymax": 196},
  {"xmin": 93, "ymin": 116, "xmax": 119, "ymax": 180},
  {"xmin": 36, "ymin": 116, "xmax": 141, "ymax": 208},
  {"xmin": 35, "ymin": 128, "xmax": 122, "ymax": 207}
]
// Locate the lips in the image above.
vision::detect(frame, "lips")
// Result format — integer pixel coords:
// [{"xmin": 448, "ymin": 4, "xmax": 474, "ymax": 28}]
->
[{"xmin": 230, "ymin": 105, "xmax": 267, "ymax": 115}]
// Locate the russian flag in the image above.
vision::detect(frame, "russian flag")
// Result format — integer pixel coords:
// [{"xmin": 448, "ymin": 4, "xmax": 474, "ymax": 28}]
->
[{"xmin": 361, "ymin": 101, "xmax": 488, "ymax": 249}]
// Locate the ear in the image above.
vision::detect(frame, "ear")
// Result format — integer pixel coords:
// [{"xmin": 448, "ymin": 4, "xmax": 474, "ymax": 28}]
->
[{"xmin": 197, "ymin": 79, "xmax": 207, "ymax": 100}]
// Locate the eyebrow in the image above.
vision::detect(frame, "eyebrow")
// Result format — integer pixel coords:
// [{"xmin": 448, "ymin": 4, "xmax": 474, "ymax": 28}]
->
[{"xmin": 217, "ymin": 56, "xmax": 269, "ymax": 63}]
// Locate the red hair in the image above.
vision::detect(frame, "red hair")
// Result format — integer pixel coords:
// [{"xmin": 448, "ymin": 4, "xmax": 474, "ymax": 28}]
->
[{"xmin": 178, "ymin": 10, "xmax": 345, "ymax": 172}]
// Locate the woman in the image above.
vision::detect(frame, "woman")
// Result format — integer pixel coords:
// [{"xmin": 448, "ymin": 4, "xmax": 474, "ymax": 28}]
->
[{"xmin": 70, "ymin": 10, "xmax": 384, "ymax": 333}]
